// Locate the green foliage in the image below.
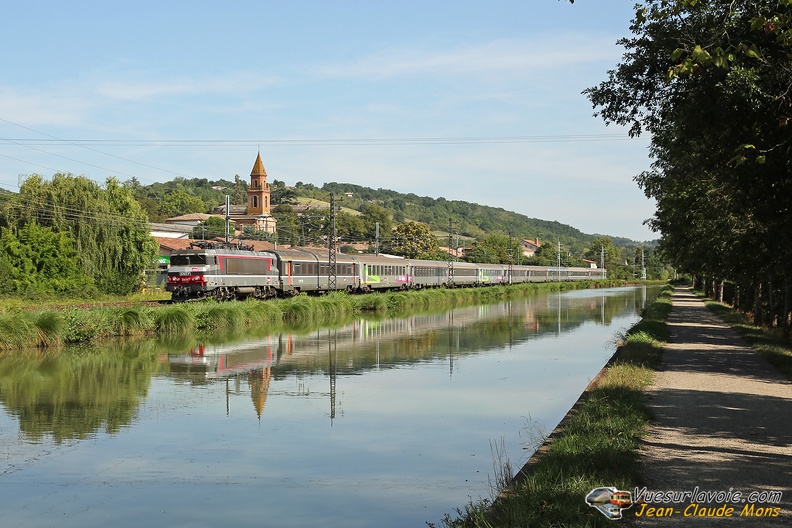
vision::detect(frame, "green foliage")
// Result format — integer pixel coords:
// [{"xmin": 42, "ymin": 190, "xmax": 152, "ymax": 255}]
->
[
  {"xmin": 192, "ymin": 215, "xmax": 232, "ymax": 240},
  {"xmin": 464, "ymin": 233, "xmax": 521, "ymax": 265},
  {"xmin": 321, "ymin": 182, "xmax": 626, "ymax": 255},
  {"xmin": 388, "ymin": 221, "xmax": 439, "ymax": 258},
  {"xmin": 159, "ymin": 188, "xmax": 206, "ymax": 218},
  {"xmin": 360, "ymin": 204, "xmax": 392, "ymax": 241},
  {"xmin": 585, "ymin": 0, "xmax": 792, "ymax": 319},
  {"xmin": 0, "ymin": 222, "xmax": 97, "ymax": 297},
  {"xmin": 0, "ymin": 345, "xmax": 158, "ymax": 443},
  {"xmin": 4, "ymin": 174, "xmax": 157, "ymax": 296},
  {"xmin": 270, "ymin": 179, "xmax": 297, "ymax": 205},
  {"xmin": 336, "ymin": 211, "xmax": 366, "ymax": 242},
  {"xmin": 126, "ymin": 176, "xmax": 235, "ymax": 222},
  {"xmin": 271, "ymin": 204, "xmax": 300, "ymax": 246}
]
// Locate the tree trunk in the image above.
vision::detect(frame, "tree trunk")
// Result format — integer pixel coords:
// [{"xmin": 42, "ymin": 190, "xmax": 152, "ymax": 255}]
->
[
  {"xmin": 753, "ymin": 281, "xmax": 762, "ymax": 327},
  {"xmin": 784, "ymin": 282, "xmax": 790, "ymax": 338},
  {"xmin": 768, "ymin": 273, "xmax": 775, "ymax": 328}
]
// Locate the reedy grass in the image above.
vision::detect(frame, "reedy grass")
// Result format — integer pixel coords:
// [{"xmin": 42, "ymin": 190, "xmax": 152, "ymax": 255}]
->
[
  {"xmin": 33, "ymin": 311, "xmax": 65, "ymax": 347},
  {"xmin": 0, "ymin": 280, "xmax": 646, "ymax": 350},
  {"xmin": 114, "ymin": 307, "xmax": 152, "ymax": 336},
  {"xmin": 434, "ymin": 285, "xmax": 673, "ymax": 528},
  {"xmin": 196, "ymin": 302, "xmax": 247, "ymax": 332},
  {"xmin": 0, "ymin": 310, "xmax": 37, "ymax": 349},
  {"xmin": 152, "ymin": 305, "xmax": 196, "ymax": 334}
]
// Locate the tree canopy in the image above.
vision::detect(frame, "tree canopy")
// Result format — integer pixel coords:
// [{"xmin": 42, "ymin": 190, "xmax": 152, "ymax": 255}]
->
[
  {"xmin": 585, "ymin": 0, "xmax": 792, "ymax": 325},
  {"xmin": 3, "ymin": 174, "xmax": 158, "ymax": 295},
  {"xmin": 388, "ymin": 221, "xmax": 440, "ymax": 259}
]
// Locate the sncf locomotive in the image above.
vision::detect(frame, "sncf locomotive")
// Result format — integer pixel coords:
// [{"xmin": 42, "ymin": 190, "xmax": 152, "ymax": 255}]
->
[{"xmin": 166, "ymin": 242, "xmax": 606, "ymax": 302}]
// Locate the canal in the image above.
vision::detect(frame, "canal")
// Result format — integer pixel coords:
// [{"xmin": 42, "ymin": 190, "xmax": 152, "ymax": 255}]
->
[{"xmin": 0, "ymin": 285, "xmax": 660, "ymax": 527}]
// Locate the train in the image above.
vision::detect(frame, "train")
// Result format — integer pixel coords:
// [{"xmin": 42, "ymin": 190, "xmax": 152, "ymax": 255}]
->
[{"xmin": 165, "ymin": 241, "xmax": 606, "ymax": 301}]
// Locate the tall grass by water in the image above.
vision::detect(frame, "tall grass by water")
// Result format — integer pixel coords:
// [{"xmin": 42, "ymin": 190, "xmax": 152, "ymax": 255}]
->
[{"xmin": 0, "ymin": 280, "xmax": 631, "ymax": 350}]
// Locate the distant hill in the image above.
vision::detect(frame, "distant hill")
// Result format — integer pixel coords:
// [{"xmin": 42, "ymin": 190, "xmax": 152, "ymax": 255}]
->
[
  {"xmin": 294, "ymin": 182, "xmax": 654, "ymax": 253},
  {"xmin": 128, "ymin": 176, "xmax": 654, "ymax": 252}
]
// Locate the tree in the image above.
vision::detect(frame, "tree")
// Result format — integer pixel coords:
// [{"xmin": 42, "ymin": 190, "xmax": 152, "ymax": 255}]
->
[
  {"xmin": 0, "ymin": 222, "xmax": 96, "ymax": 296},
  {"xmin": 464, "ymin": 234, "xmax": 521, "ymax": 265},
  {"xmin": 159, "ymin": 189, "xmax": 205, "ymax": 219},
  {"xmin": 583, "ymin": 237, "xmax": 621, "ymax": 270},
  {"xmin": 270, "ymin": 180, "xmax": 297, "ymax": 205},
  {"xmin": 336, "ymin": 212, "xmax": 366, "ymax": 242},
  {"xmin": 270, "ymin": 205, "xmax": 299, "ymax": 246},
  {"xmin": 232, "ymin": 174, "xmax": 246, "ymax": 205},
  {"xmin": 360, "ymin": 204, "xmax": 392, "ymax": 241},
  {"xmin": 388, "ymin": 221, "xmax": 439, "ymax": 259},
  {"xmin": 192, "ymin": 216, "xmax": 231, "ymax": 240},
  {"xmin": 9, "ymin": 173, "xmax": 158, "ymax": 295},
  {"xmin": 585, "ymin": 0, "xmax": 792, "ymax": 324}
]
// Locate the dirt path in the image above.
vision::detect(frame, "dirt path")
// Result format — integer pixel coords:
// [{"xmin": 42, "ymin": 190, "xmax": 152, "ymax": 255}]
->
[{"xmin": 625, "ymin": 287, "xmax": 792, "ymax": 526}]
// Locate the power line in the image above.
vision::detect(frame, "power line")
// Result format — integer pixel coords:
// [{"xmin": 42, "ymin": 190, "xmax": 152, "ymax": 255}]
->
[
  {"xmin": 0, "ymin": 117, "xmax": 195, "ymax": 184},
  {"xmin": 0, "ymin": 134, "xmax": 644, "ymax": 148}
]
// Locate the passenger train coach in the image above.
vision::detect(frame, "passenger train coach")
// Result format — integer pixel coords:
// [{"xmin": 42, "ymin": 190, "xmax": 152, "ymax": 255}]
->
[{"xmin": 165, "ymin": 243, "xmax": 606, "ymax": 302}]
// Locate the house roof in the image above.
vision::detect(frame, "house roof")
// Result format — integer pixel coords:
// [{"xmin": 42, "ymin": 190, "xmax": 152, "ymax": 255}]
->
[
  {"xmin": 521, "ymin": 238, "xmax": 541, "ymax": 248},
  {"xmin": 155, "ymin": 237, "xmax": 196, "ymax": 252},
  {"xmin": 164, "ymin": 213, "xmax": 213, "ymax": 223}
]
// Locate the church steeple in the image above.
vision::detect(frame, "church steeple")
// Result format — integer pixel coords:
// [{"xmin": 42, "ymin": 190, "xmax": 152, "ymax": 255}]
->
[{"xmin": 247, "ymin": 151, "xmax": 271, "ymax": 215}]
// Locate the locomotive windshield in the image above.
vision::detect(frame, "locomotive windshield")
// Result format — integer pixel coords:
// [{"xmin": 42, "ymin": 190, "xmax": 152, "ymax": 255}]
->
[{"xmin": 171, "ymin": 254, "xmax": 207, "ymax": 266}]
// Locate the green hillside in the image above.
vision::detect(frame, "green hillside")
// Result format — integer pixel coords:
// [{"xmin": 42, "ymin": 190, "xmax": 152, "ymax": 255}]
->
[{"xmin": 298, "ymin": 182, "xmax": 651, "ymax": 254}]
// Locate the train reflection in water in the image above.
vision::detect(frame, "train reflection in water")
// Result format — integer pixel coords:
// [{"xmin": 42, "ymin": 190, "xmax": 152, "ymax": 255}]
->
[{"xmin": 167, "ymin": 288, "xmax": 638, "ymax": 421}]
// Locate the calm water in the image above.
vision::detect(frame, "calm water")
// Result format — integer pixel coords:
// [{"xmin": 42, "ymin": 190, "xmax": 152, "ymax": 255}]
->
[{"xmin": 0, "ymin": 286, "xmax": 659, "ymax": 527}]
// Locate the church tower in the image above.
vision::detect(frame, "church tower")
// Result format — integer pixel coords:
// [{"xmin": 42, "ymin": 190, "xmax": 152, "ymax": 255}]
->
[{"xmin": 247, "ymin": 151, "xmax": 271, "ymax": 215}]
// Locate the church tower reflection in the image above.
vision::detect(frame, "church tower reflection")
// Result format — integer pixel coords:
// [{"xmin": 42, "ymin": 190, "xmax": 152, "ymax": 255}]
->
[{"xmin": 249, "ymin": 367, "xmax": 272, "ymax": 422}]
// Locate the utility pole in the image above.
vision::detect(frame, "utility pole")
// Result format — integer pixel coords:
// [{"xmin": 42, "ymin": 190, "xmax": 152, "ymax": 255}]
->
[
  {"xmin": 224, "ymin": 195, "xmax": 230, "ymax": 243},
  {"xmin": 557, "ymin": 239, "xmax": 561, "ymax": 281},
  {"xmin": 508, "ymin": 232, "xmax": 513, "ymax": 284},
  {"xmin": 328, "ymin": 193, "xmax": 337, "ymax": 291},
  {"xmin": 447, "ymin": 219, "xmax": 454, "ymax": 287},
  {"xmin": 375, "ymin": 222, "xmax": 380, "ymax": 256},
  {"xmin": 641, "ymin": 248, "xmax": 646, "ymax": 281}
]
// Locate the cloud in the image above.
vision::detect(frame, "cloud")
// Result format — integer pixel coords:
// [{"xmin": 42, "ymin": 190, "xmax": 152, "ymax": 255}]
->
[
  {"xmin": 93, "ymin": 71, "xmax": 283, "ymax": 101},
  {"xmin": 311, "ymin": 35, "xmax": 619, "ymax": 80},
  {"xmin": 0, "ymin": 87, "xmax": 90, "ymax": 127}
]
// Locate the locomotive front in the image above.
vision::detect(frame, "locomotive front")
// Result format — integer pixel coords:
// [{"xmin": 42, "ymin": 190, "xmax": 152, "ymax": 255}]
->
[{"xmin": 166, "ymin": 250, "xmax": 215, "ymax": 301}]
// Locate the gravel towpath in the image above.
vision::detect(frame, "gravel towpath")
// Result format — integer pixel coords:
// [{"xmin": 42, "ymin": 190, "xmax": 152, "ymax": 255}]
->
[{"xmin": 627, "ymin": 287, "xmax": 792, "ymax": 527}]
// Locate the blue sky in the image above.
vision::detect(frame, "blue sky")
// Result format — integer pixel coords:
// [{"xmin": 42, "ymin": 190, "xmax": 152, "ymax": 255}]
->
[{"xmin": 0, "ymin": 1, "xmax": 656, "ymax": 241}]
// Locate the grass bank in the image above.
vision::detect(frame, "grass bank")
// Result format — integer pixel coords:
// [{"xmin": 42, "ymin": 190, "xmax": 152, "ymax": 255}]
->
[
  {"xmin": 434, "ymin": 284, "xmax": 674, "ymax": 528},
  {"xmin": 0, "ymin": 280, "xmax": 639, "ymax": 350}
]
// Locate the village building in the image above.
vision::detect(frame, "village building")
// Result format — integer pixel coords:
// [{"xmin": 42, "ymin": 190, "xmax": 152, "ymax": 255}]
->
[
  {"xmin": 216, "ymin": 151, "xmax": 278, "ymax": 235},
  {"xmin": 520, "ymin": 238, "xmax": 541, "ymax": 258}
]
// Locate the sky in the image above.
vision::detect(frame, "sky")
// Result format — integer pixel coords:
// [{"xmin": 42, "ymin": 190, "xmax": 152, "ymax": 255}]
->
[{"xmin": 0, "ymin": 1, "xmax": 657, "ymax": 242}]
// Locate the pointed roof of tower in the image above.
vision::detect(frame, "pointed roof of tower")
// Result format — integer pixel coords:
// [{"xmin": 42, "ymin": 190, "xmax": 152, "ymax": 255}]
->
[{"xmin": 251, "ymin": 151, "xmax": 268, "ymax": 178}]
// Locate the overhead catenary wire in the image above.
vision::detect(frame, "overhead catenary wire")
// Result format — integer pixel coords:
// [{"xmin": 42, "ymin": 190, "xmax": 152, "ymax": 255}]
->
[{"xmin": 1, "ymin": 133, "xmax": 641, "ymax": 147}]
